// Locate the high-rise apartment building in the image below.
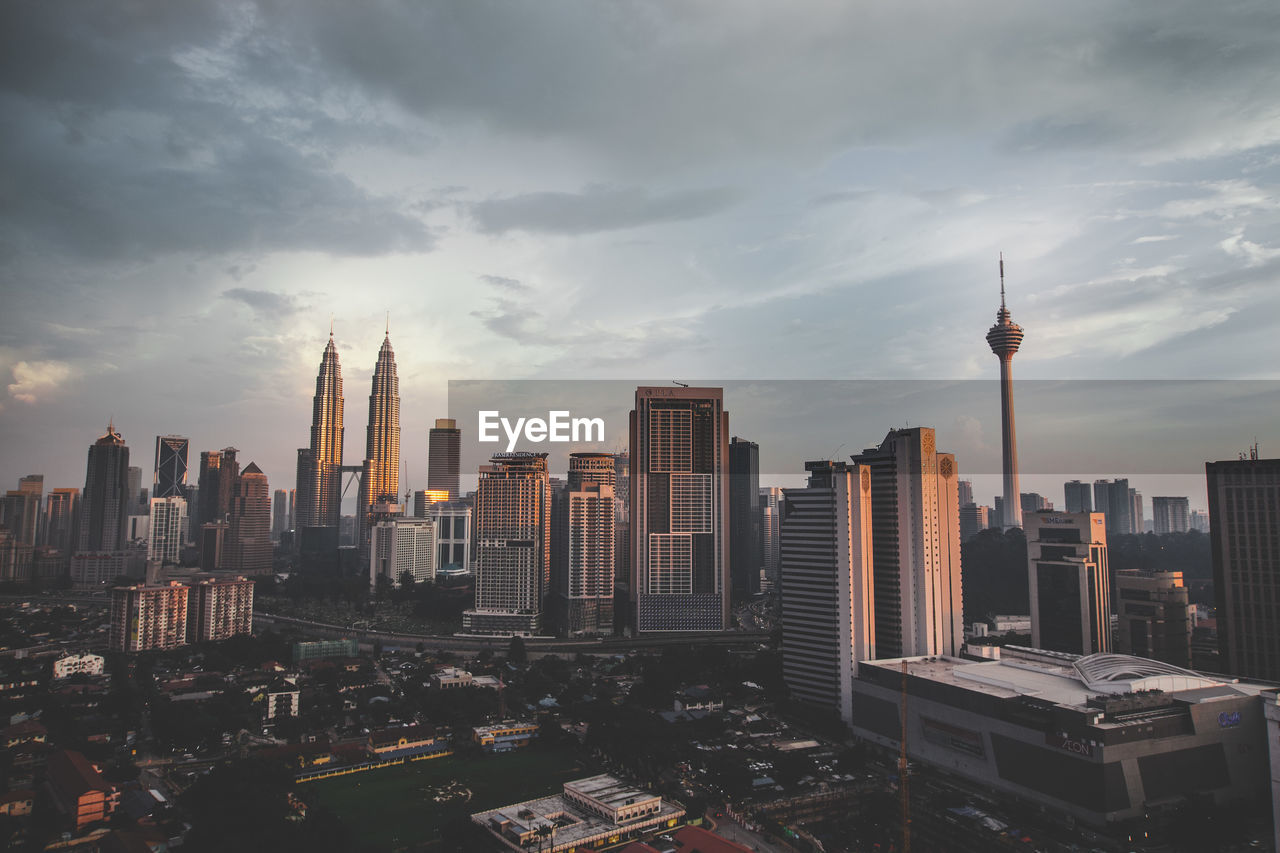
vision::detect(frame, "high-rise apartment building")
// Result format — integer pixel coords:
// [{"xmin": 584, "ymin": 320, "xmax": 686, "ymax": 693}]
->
[
  {"xmin": 1020, "ymin": 492, "xmax": 1051, "ymax": 513},
  {"xmin": 463, "ymin": 453, "xmax": 551, "ymax": 636},
  {"xmin": 109, "ymin": 581, "xmax": 189, "ymax": 652},
  {"xmin": 1207, "ymin": 455, "xmax": 1280, "ymax": 681},
  {"xmin": 153, "ymin": 435, "xmax": 189, "ymax": 499},
  {"xmin": 77, "ymin": 422, "xmax": 130, "ymax": 553},
  {"xmin": 428, "ymin": 418, "xmax": 461, "ymax": 499},
  {"xmin": 428, "ymin": 501, "xmax": 472, "ymax": 574},
  {"xmin": 1151, "ymin": 496, "xmax": 1189, "ymax": 535},
  {"xmin": 146, "ymin": 496, "xmax": 187, "ymax": 565},
  {"xmin": 188, "ymin": 576, "xmax": 254, "ymax": 642},
  {"xmin": 552, "ymin": 453, "xmax": 616, "ymax": 636},
  {"xmin": 728, "ymin": 437, "xmax": 761, "ymax": 601},
  {"xmin": 851, "ymin": 427, "xmax": 963, "ymax": 658},
  {"xmin": 1092, "ymin": 478, "xmax": 1131, "ymax": 536},
  {"xmin": 780, "ymin": 460, "xmax": 875, "ymax": 725},
  {"xmin": 986, "ymin": 256, "xmax": 1024, "ymax": 529},
  {"xmin": 226, "ymin": 463, "xmax": 271, "ymax": 575},
  {"xmin": 196, "ymin": 448, "xmax": 239, "ymax": 527},
  {"xmin": 297, "ymin": 331, "xmax": 344, "ymax": 529},
  {"xmin": 370, "ymin": 517, "xmax": 436, "ymax": 587},
  {"xmin": 271, "ymin": 489, "xmax": 288, "ymax": 541},
  {"xmin": 759, "ymin": 486, "xmax": 782, "ymax": 590},
  {"xmin": 1115, "ymin": 569, "xmax": 1192, "ymax": 668},
  {"xmin": 1063, "ymin": 480, "xmax": 1092, "ymax": 514},
  {"xmin": 44, "ymin": 488, "xmax": 79, "ymax": 553},
  {"xmin": 630, "ymin": 387, "xmax": 729, "ymax": 633},
  {"xmin": 358, "ymin": 332, "xmax": 400, "ymax": 552},
  {"xmin": 1026, "ymin": 511, "xmax": 1110, "ymax": 655}
]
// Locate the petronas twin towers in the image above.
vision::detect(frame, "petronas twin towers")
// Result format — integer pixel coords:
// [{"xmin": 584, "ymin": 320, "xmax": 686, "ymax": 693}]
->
[{"xmin": 295, "ymin": 325, "xmax": 400, "ymax": 551}]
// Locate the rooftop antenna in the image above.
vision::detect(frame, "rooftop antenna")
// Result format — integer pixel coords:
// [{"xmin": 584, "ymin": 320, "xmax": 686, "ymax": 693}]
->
[
  {"xmin": 329, "ymin": 314, "xmax": 334, "ymax": 337},
  {"xmin": 673, "ymin": 379, "xmax": 689, "ymax": 387},
  {"xmin": 999, "ymin": 252, "xmax": 1006, "ymax": 310}
]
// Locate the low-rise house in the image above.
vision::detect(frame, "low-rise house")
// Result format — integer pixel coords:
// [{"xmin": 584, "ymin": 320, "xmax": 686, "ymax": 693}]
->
[
  {"xmin": 367, "ymin": 724, "xmax": 438, "ymax": 759},
  {"xmin": 52, "ymin": 654, "xmax": 106, "ymax": 680},
  {"xmin": 473, "ymin": 721, "xmax": 538, "ymax": 753},
  {"xmin": 44, "ymin": 749, "xmax": 116, "ymax": 830}
]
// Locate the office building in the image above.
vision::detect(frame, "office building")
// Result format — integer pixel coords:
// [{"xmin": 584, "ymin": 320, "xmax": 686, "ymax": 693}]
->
[
  {"xmin": 1093, "ymin": 479, "xmax": 1132, "ymax": 536},
  {"xmin": 1, "ymin": 489, "xmax": 40, "ymax": 548},
  {"xmin": 728, "ymin": 437, "xmax": 761, "ymax": 601},
  {"xmin": 1190, "ymin": 509, "xmax": 1209, "ymax": 533},
  {"xmin": 463, "ymin": 453, "xmax": 550, "ymax": 636},
  {"xmin": 146, "ymin": 496, "xmax": 187, "ymax": 565},
  {"xmin": 199, "ymin": 521, "xmax": 228, "ymax": 571},
  {"xmin": 43, "ymin": 488, "xmax": 79, "ymax": 553},
  {"xmin": 298, "ymin": 330, "xmax": 345, "ymax": 529},
  {"xmin": 370, "ymin": 517, "xmax": 436, "ymax": 587},
  {"xmin": 196, "ymin": 448, "xmax": 239, "ymax": 527},
  {"xmin": 428, "ymin": 501, "xmax": 472, "ymax": 575},
  {"xmin": 414, "ymin": 489, "xmax": 449, "ymax": 517},
  {"xmin": 188, "ymin": 576, "xmax": 254, "ymax": 642},
  {"xmin": 109, "ymin": 581, "xmax": 189, "ymax": 652},
  {"xmin": 759, "ymin": 486, "xmax": 782, "ymax": 590},
  {"xmin": 849, "ymin": 647, "xmax": 1273, "ymax": 830},
  {"xmin": 358, "ymin": 330, "xmax": 400, "ymax": 552},
  {"xmin": 1064, "ymin": 480, "xmax": 1092, "ymax": 514},
  {"xmin": 554, "ymin": 453, "xmax": 616, "ymax": 635},
  {"xmin": 1026, "ymin": 511, "xmax": 1110, "ymax": 655},
  {"xmin": 271, "ymin": 488, "xmax": 288, "ymax": 541},
  {"xmin": 631, "ymin": 386, "xmax": 729, "ymax": 633},
  {"xmin": 1207, "ymin": 454, "xmax": 1280, "ymax": 681},
  {"xmin": 1115, "ymin": 570, "xmax": 1193, "ymax": 668},
  {"xmin": 153, "ymin": 435, "xmax": 188, "ymax": 499},
  {"xmin": 957, "ymin": 479, "xmax": 974, "ymax": 507},
  {"xmin": 428, "ymin": 418, "xmax": 461, "ymax": 499},
  {"xmin": 1129, "ymin": 488, "xmax": 1144, "ymax": 534},
  {"xmin": 780, "ymin": 460, "xmax": 875, "ymax": 725},
  {"xmin": 851, "ymin": 427, "xmax": 963, "ymax": 658},
  {"xmin": 986, "ymin": 256, "xmax": 1025, "ymax": 529},
  {"xmin": 77, "ymin": 422, "xmax": 130, "ymax": 553},
  {"xmin": 959, "ymin": 503, "xmax": 990, "ymax": 542},
  {"xmin": 1151, "ymin": 496, "xmax": 1190, "ymax": 535},
  {"xmin": 126, "ymin": 466, "xmax": 143, "ymax": 516},
  {"xmin": 226, "ymin": 463, "xmax": 271, "ymax": 575}
]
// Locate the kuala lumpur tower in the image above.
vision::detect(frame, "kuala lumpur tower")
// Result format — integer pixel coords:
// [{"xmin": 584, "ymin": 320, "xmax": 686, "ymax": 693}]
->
[
  {"xmin": 986, "ymin": 254, "xmax": 1025, "ymax": 529},
  {"xmin": 301, "ymin": 325, "xmax": 345, "ymax": 529},
  {"xmin": 358, "ymin": 322, "xmax": 400, "ymax": 551}
]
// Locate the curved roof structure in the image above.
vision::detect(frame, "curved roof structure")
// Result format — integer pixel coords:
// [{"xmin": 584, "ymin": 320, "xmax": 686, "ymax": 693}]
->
[{"xmin": 1073, "ymin": 653, "xmax": 1221, "ymax": 693}]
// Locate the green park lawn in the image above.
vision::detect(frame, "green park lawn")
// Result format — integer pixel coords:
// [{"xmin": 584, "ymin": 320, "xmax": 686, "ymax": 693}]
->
[{"xmin": 306, "ymin": 747, "xmax": 599, "ymax": 851}]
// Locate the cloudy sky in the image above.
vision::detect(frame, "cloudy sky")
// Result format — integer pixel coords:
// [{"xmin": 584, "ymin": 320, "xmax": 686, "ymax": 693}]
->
[{"xmin": 2, "ymin": 1, "xmax": 1279, "ymax": 509}]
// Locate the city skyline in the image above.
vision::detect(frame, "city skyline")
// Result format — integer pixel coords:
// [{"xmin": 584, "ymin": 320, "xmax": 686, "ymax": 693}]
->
[{"xmin": 4, "ymin": 3, "xmax": 1280, "ymax": 500}]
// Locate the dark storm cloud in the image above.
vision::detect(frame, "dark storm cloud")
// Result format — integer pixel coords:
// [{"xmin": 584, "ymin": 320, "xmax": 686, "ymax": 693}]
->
[{"xmin": 469, "ymin": 186, "xmax": 741, "ymax": 235}]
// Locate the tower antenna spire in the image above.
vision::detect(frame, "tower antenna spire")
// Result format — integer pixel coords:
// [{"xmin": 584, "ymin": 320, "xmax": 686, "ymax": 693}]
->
[
  {"xmin": 329, "ymin": 314, "xmax": 334, "ymax": 337},
  {"xmin": 386, "ymin": 310, "xmax": 390, "ymax": 336},
  {"xmin": 999, "ymin": 252, "xmax": 1006, "ymax": 310}
]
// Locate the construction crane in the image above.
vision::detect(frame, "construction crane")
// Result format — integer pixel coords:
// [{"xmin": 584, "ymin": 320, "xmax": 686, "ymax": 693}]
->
[{"xmin": 899, "ymin": 659, "xmax": 911, "ymax": 853}]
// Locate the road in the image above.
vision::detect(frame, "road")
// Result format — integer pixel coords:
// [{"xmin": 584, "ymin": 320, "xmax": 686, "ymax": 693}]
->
[{"xmin": 707, "ymin": 814, "xmax": 799, "ymax": 853}]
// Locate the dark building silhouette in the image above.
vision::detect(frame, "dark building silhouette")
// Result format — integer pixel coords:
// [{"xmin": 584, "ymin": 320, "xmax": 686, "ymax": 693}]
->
[
  {"xmin": 428, "ymin": 418, "xmax": 461, "ymax": 499},
  {"xmin": 197, "ymin": 448, "xmax": 239, "ymax": 527},
  {"xmin": 77, "ymin": 423, "xmax": 130, "ymax": 553},
  {"xmin": 728, "ymin": 436, "xmax": 761, "ymax": 600},
  {"xmin": 226, "ymin": 463, "xmax": 271, "ymax": 575},
  {"xmin": 153, "ymin": 435, "xmax": 189, "ymax": 499}
]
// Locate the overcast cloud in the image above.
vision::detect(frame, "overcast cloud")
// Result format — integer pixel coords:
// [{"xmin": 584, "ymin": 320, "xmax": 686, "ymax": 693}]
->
[{"xmin": 2, "ymin": 1, "xmax": 1278, "ymax": 509}]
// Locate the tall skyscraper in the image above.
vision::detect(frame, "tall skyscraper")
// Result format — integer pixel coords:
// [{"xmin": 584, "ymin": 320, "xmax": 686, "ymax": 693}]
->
[
  {"xmin": 428, "ymin": 418, "xmax": 461, "ymax": 499},
  {"xmin": 226, "ymin": 463, "xmax": 272, "ymax": 575},
  {"xmin": 1063, "ymin": 480, "xmax": 1092, "ymax": 514},
  {"xmin": 1207, "ymin": 454, "xmax": 1280, "ymax": 681},
  {"xmin": 553, "ymin": 453, "xmax": 616, "ymax": 636},
  {"xmin": 271, "ymin": 489, "xmax": 288, "ymax": 541},
  {"xmin": 1026, "ymin": 511, "xmax": 1110, "ymax": 655},
  {"xmin": 851, "ymin": 427, "xmax": 963, "ymax": 658},
  {"xmin": 986, "ymin": 255, "xmax": 1024, "ymax": 530},
  {"xmin": 1129, "ymin": 488, "xmax": 1144, "ymax": 534},
  {"xmin": 630, "ymin": 386, "xmax": 729, "ymax": 633},
  {"xmin": 958, "ymin": 503, "xmax": 989, "ymax": 542},
  {"xmin": 1, "ymin": 488, "xmax": 40, "ymax": 548},
  {"xmin": 1151, "ymin": 496, "xmax": 1190, "ymax": 535},
  {"xmin": 1020, "ymin": 492, "xmax": 1051, "ymax": 513},
  {"xmin": 780, "ymin": 460, "xmax": 875, "ymax": 726},
  {"xmin": 153, "ymin": 436, "xmax": 189, "ymax": 499},
  {"xmin": 1092, "ymin": 478, "xmax": 1131, "ymax": 536},
  {"xmin": 126, "ymin": 466, "xmax": 143, "ymax": 516},
  {"xmin": 77, "ymin": 422, "xmax": 130, "ymax": 553},
  {"xmin": 463, "ymin": 453, "xmax": 551, "ymax": 635},
  {"xmin": 44, "ymin": 488, "xmax": 80, "ymax": 553},
  {"xmin": 146, "ymin": 496, "xmax": 187, "ymax": 565},
  {"xmin": 1115, "ymin": 570, "xmax": 1192, "ymax": 668},
  {"xmin": 358, "ymin": 330, "xmax": 400, "ymax": 552},
  {"xmin": 957, "ymin": 479, "xmax": 974, "ymax": 507},
  {"xmin": 728, "ymin": 437, "xmax": 761, "ymax": 601},
  {"xmin": 15, "ymin": 475, "xmax": 43, "ymax": 545},
  {"xmin": 197, "ymin": 448, "xmax": 239, "ymax": 527},
  {"xmin": 759, "ymin": 486, "xmax": 782, "ymax": 590},
  {"xmin": 298, "ymin": 330, "xmax": 344, "ymax": 529}
]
